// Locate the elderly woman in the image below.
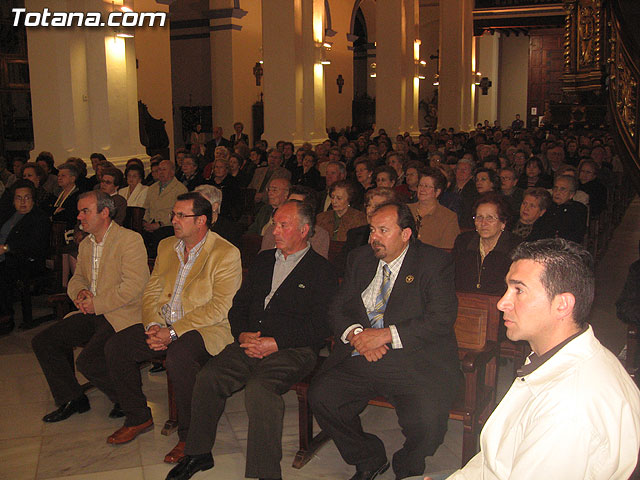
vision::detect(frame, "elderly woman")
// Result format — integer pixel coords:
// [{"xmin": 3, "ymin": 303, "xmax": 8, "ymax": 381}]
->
[
  {"xmin": 292, "ymin": 151, "xmax": 324, "ymax": 191},
  {"xmin": 474, "ymin": 167, "xmax": 500, "ymax": 194},
  {"xmin": 0, "ymin": 180, "xmax": 51, "ymax": 333},
  {"xmin": 51, "ymin": 162, "xmax": 81, "ymax": 230},
  {"xmin": 229, "ymin": 153, "xmax": 251, "ymax": 188},
  {"xmin": 354, "ymin": 158, "xmax": 375, "ymax": 192},
  {"xmin": 119, "ymin": 164, "xmax": 148, "ymax": 208},
  {"xmin": 386, "ymin": 152, "xmax": 405, "ymax": 185},
  {"xmin": 394, "ymin": 160, "xmax": 422, "ymax": 203},
  {"xmin": 408, "ymin": 169, "xmax": 460, "ymax": 249},
  {"xmin": 510, "ymin": 187, "xmax": 552, "ymax": 241},
  {"xmin": 453, "ymin": 192, "xmax": 520, "ymax": 295},
  {"xmin": 209, "ymin": 157, "xmax": 241, "ymax": 220},
  {"xmin": 99, "ymin": 166, "xmax": 127, "ymax": 225},
  {"xmin": 203, "ymin": 146, "xmax": 231, "ymax": 180},
  {"xmin": 315, "ymin": 179, "xmax": 367, "ymax": 242},
  {"xmin": 21, "ymin": 162, "xmax": 56, "ymax": 212}
]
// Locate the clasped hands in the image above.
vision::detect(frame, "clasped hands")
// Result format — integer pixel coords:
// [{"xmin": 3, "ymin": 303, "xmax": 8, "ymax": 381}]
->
[
  {"xmin": 145, "ymin": 324, "xmax": 172, "ymax": 351},
  {"xmin": 74, "ymin": 289, "xmax": 95, "ymax": 315},
  {"xmin": 239, "ymin": 331, "xmax": 278, "ymax": 359},
  {"xmin": 348, "ymin": 327, "xmax": 391, "ymax": 362}
]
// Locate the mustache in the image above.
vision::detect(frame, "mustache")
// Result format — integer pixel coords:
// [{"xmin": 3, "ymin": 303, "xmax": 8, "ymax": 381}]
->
[{"xmin": 371, "ymin": 241, "xmax": 384, "ymax": 248}]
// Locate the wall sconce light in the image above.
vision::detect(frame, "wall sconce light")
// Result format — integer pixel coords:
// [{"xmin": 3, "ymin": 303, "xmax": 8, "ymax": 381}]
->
[{"xmin": 315, "ymin": 41, "xmax": 331, "ymax": 65}]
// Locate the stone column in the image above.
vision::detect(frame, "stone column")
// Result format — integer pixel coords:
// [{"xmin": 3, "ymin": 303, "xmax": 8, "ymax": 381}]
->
[
  {"xmin": 475, "ymin": 32, "xmax": 500, "ymax": 126},
  {"xmin": 375, "ymin": 0, "xmax": 420, "ymax": 136},
  {"xmin": 438, "ymin": 0, "xmax": 474, "ymax": 131},
  {"xmin": 262, "ymin": 0, "xmax": 326, "ymax": 146},
  {"xmin": 208, "ymin": 0, "xmax": 261, "ymax": 142},
  {"xmin": 26, "ymin": 0, "xmax": 147, "ymax": 167}
]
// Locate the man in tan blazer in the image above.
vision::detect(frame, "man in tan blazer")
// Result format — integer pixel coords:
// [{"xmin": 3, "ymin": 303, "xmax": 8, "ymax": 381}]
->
[
  {"xmin": 104, "ymin": 192, "xmax": 242, "ymax": 464},
  {"xmin": 33, "ymin": 190, "xmax": 150, "ymax": 423},
  {"xmin": 142, "ymin": 159, "xmax": 188, "ymax": 257}
]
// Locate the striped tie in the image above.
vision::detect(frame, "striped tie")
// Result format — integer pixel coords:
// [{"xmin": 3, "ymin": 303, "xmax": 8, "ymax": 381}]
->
[{"xmin": 368, "ymin": 264, "xmax": 392, "ymax": 329}]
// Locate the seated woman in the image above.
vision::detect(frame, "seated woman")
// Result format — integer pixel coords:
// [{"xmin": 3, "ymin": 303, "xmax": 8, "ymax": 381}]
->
[
  {"xmin": 292, "ymin": 151, "xmax": 324, "ymax": 191},
  {"xmin": 208, "ymin": 157, "xmax": 241, "ymax": 220},
  {"xmin": 394, "ymin": 160, "xmax": 422, "ymax": 203},
  {"xmin": 21, "ymin": 162, "xmax": 56, "ymax": 212},
  {"xmin": 510, "ymin": 187, "xmax": 552, "ymax": 242},
  {"xmin": 408, "ymin": 169, "xmax": 460, "ymax": 249},
  {"xmin": 516, "ymin": 156, "xmax": 553, "ymax": 189},
  {"xmin": 119, "ymin": 163, "xmax": 148, "ymax": 208},
  {"xmin": 474, "ymin": 167, "xmax": 500, "ymax": 195},
  {"xmin": 0, "ymin": 180, "xmax": 51, "ymax": 334},
  {"xmin": 51, "ymin": 162, "xmax": 81, "ymax": 231},
  {"xmin": 99, "ymin": 166, "xmax": 127, "ymax": 225},
  {"xmin": 316, "ymin": 179, "xmax": 366, "ymax": 242},
  {"xmin": 228, "ymin": 153, "xmax": 251, "ymax": 188},
  {"xmin": 453, "ymin": 192, "xmax": 520, "ymax": 295}
]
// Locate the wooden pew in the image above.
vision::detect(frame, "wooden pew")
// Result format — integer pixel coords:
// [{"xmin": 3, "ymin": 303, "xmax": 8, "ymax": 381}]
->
[{"xmin": 290, "ymin": 291, "xmax": 502, "ymax": 469}]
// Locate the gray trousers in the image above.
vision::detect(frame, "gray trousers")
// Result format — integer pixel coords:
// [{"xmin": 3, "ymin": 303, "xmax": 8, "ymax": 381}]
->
[{"xmin": 185, "ymin": 342, "xmax": 317, "ymax": 479}]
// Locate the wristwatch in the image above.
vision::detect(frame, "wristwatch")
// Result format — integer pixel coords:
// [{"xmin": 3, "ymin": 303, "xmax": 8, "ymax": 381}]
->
[{"xmin": 168, "ymin": 327, "xmax": 178, "ymax": 342}]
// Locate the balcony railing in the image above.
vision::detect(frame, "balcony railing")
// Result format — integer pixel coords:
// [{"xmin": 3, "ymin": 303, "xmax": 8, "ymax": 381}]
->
[{"xmin": 475, "ymin": 0, "xmax": 561, "ymax": 8}]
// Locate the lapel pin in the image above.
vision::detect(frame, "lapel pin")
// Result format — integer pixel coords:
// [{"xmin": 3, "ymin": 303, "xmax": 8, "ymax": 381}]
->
[
  {"xmin": 298, "ymin": 283, "xmax": 306, "ymax": 288},
  {"xmin": 405, "ymin": 275, "xmax": 414, "ymax": 284}
]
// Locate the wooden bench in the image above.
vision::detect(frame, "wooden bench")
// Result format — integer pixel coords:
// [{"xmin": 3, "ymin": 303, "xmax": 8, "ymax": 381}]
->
[{"xmin": 290, "ymin": 291, "xmax": 502, "ymax": 469}]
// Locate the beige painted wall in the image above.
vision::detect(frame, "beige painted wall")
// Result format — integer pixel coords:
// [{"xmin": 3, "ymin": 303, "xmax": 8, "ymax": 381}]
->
[
  {"xmin": 324, "ymin": 0, "xmax": 354, "ymax": 130},
  {"xmin": 498, "ymin": 35, "xmax": 528, "ymax": 128},
  {"xmin": 419, "ymin": 3, "xmax": 439, "ymax": 130},
  {"xmin": 134, "ymin": 0, "xmax": 172, "ymax": 158}
]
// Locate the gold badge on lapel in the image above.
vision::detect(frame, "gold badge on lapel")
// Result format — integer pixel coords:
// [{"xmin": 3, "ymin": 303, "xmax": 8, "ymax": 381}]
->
[
  {"xmin": 298, "ymin": 283, "xmax": 306, "ymax": 289},
  {"xmin": 405, "ymin": 275, "xmax": 414, "ymax": 284}
]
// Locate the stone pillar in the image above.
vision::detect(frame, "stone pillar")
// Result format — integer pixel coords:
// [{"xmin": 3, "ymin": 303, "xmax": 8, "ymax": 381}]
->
[
  {"xmin": 262, "ymin": 0, "xmax": 326, "ymax": 146},
  {"xmin": 375, "ymin": 0, "xmax": 420, "ymax": 136},
  {"xmin": 208, "ymin": 0, "xmax": 261, "ymax": 142},
  {"xmin": 475, "ymin": 32, "xmax": 500, "ymax": 126},
  {"xmin": 438, "ymin": 0, "xmax": 474, "ymax": 131},
  {"xmin": 26, "ymin": 0, "xmax": 146, "ymax": 167}
]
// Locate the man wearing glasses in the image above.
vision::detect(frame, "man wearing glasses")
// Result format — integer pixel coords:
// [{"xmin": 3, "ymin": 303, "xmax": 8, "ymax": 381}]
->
[{"xmin": 104, "ymin": 192, "xmax": 242, "ymax": 464}]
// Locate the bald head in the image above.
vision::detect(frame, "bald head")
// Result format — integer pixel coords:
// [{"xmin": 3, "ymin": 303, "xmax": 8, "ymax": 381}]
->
[{"xmin": 158, "ymin": 159, "xmax": 175, "ymax": 184}]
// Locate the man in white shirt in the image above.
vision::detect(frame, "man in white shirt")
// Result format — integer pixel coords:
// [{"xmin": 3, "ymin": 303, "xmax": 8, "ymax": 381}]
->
[{"xmin": 447, "ymin": 238, "xmax": 640, "ymax": 480}]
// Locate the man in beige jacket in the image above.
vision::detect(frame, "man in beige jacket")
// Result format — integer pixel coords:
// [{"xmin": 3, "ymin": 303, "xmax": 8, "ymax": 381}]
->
[
  {"xmin": 33, "ymin": 190, "xmax": 150, "ymax": 423},
  {"xmin": 104, "ymin": 192, "xmax": 242, "ymax": 464}
]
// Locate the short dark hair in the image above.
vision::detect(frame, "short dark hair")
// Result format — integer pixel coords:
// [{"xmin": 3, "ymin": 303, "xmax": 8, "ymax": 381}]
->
[
  {"xmin": 372, "ymin": 201, "xmax": 417, "ymax": 240},
  {"xmin": 329, "ymin": 179, "xmax": 358, "ymax": 204},
  {"xmin": 474, "ymin": 192, "xmax": 511, "ymax": 223},
  {"xmin": 101, "ymin": 166, "xmax": 124, "ymax": 188},
  {"xmin": 524, "ymin": 187, "xmax": 552, "ymax": 211},
  {"xmin": 35, "ymin": 151, "xmax": 55, "ymax": 170},
  {"xmin": 58, "ymin": 162, "xmax": 79, "ymax": 180},
  {"xmin": 90, "ymin": 153, "xmax": 107, "ymax": 162},
  {"xmin": 79, "ymin": 190, "xmax": 116, "ymax": 218},
  {"xmin": 419, "ymin": 168, "xmax": 447, "ymax": 193},
  {"xmin": 374, "ymin": 165, "xmax": 398, "ymax": 183},
  {"xmin": 11, "ymin": 178, "xmax": 37, "ymax": 201},
  {"xmin": 475, "ymin": 167, "xmax": 501, "ymax": 191},
  {"xmin": 176, "ymin": 192, "xmax": 213, "ymax": 228},
  {"xmin": 511, "ymin": 238, "xmax": 595, "ymax": 326},
  {"xmin": 125, "ymin": 164, "xmax": 145, "ymax": 181},
  {"xmin": 22, "ymin": 162, "xmax": 46, "ymax": 185}
]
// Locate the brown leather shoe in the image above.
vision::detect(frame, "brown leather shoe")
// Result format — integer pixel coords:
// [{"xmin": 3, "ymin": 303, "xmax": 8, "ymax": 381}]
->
[
  {"xmin": 107, "ymin": 419, "xmax": 153, "ymax": 444},
  {"xmin": 164, "ymin": 441, "xmax": 186, "ymax": 463}
]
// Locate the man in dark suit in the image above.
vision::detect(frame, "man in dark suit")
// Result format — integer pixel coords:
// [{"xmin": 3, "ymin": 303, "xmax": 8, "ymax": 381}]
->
[
  {"xmin": 204, "ymin": 126, "xmax": 231, "ymax": 163},
  {"xmin": 166, "ymin": 200, "xmax": 338, "ymax": 480},
  {"xmin": 310, "ymin": 201, "xmax": 462, "ymax": 480},
  {"xmin": 229, "ymin": 121, "xmax": 249, "ymax": 146}
]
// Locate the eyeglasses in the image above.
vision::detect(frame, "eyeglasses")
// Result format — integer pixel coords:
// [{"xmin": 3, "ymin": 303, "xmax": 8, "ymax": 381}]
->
[
  {"xmin": 170, "ymin": 211, "xmax": 199, "ymax": 220},
  {"xmin": 473, "ymin": 215, "xmax": 500, "ymax": 224},
  {"xmin": 15, "ymin": 195, "xmax": 33, "ymax": 202}
]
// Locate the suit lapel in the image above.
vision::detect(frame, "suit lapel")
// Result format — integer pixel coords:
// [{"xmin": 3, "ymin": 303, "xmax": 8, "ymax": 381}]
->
[
  {"xmin": 182, "ymin": 232, "xmax": 212, "ymax": 291},
  {"xmin": 383, "ymin": 243, "xmax": 418, "ymax": 318},
  {"xmin": 96, "ymin": 223, "xmax": 117, "ymax": 289}
]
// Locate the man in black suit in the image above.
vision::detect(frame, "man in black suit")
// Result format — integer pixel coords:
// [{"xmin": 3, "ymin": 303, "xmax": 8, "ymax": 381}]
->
[
  {"xmin": 166, "ymin": 200, "xmax": 338, "ymax": 480},
  {"xmin": 310, "ymin": 201, "xmax": 461, "ymax": 480},
  {"xmin": 204, "ymin": 126, "xmax": 231, "ymax": 163}
]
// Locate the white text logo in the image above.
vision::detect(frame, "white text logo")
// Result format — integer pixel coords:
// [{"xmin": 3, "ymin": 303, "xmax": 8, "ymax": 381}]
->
[{"xmin": 12, "ymin": 8, "xmax": 166, "ymax": 28}]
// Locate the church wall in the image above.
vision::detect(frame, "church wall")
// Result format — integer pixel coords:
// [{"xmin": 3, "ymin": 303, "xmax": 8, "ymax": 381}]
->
[
  {"xmin": 419, "ymin": 2, "xmax": 439, "ymax": 130},
  {"xmin": 498, "ymin": 34, "xmax": 528, "ymax": 128}
]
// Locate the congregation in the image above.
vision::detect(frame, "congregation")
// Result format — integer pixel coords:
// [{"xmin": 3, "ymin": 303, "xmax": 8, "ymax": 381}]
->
[{"xmin": 0, "ymin": 118, "xmax": 637, "ymax": 480}]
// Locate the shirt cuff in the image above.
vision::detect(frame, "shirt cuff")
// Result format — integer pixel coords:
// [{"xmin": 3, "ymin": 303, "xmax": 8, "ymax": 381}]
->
[
  {"xmin": 145, "ymin": 322, "xmax": 162, "ymax": 331},
  {"xmin": 340, "ymin": 324, "xmax": 364, "ymax": 344},
  {"xmin": 389, "ymin": 325, "xmax": 403, "ymax": 349}
]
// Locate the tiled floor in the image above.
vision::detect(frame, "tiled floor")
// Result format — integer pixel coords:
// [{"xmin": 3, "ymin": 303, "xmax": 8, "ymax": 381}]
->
[{"xmin": 1, "ymin": 196, "xmax": 637, "ymax": 480}]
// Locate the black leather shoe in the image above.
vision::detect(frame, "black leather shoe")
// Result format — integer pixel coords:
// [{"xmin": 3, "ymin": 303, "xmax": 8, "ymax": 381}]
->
[
  {"xmin": 42, "ymin": 395, "xmax": 90, "ymax": 422},
  {"xmin": 165, "ymin": 453, "xmax": 214, "ymax": 480},
  {"xmin": 348, "ymin": 461, "xmax": 390, "ymax": 480},
  {"xmin": 108, "ymin": 403, "xmax": 125, "ymax": 418}
]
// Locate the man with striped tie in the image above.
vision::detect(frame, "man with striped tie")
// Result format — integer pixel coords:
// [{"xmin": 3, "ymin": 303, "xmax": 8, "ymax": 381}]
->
[{"xmin": 310, "ymin": 201, "xmax": 462, "ymax": 480}]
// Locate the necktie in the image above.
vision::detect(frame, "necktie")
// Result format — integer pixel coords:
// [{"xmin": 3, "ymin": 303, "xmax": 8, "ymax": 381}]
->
[{"xmin": 368, "ymin": 264, "xmax": 391, "ymax": 329}]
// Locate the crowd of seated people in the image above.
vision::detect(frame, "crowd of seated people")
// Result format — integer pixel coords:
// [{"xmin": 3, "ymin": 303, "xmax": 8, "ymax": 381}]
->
[{"xmin": 0, "ymin": 120, "xmax": 633, "ymax": 479}]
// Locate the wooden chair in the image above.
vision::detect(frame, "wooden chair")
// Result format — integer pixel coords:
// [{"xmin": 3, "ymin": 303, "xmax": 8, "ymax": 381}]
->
[
  {"xmin": 124, "ymin": 206, "xmax": 145, "ymax": 233},
  {"xmin": 290, "ymin": 291, "xmax": 502, "ymax": 469}
]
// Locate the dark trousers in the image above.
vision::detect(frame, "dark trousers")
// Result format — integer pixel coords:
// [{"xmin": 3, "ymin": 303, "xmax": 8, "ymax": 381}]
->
[
  {"xmin": 309, "ymin": 354, "xmax": 450, "ymax": 479},
  {"xmin": 105, "ymin": 325, "xmax": 210, "ymax": 438},
  {"xmin": 32, "ymin": 313, "xmax": 117, "ymax": 405},
  {"xmin": 185, "ymin": 342, "xmax": 317, "ymax": 479}
]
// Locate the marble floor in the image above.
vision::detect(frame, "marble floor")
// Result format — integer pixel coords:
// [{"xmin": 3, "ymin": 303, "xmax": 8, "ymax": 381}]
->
[{"xmin": 1, "ymin": 196, "xmax": 638, "ymax": 480}]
